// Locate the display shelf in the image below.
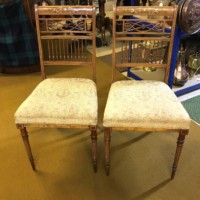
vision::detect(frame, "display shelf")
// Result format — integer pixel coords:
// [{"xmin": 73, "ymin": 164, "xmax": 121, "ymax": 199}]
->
[
  {"xmin": 129, "ymin": 0, "xmax": 200, "ymax": 97},
  {"xmin": 172, "ymin": 0, "xmax": 200, "ymax": 94},
  {"xmin": 173, "ymin": 74, "xmax": 200, "ymax": 96}
]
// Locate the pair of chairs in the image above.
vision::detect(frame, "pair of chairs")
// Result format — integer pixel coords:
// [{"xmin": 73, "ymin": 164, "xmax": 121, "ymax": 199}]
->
[{"xmin": 14, "ymin": 5, "xmax": 191, "ymax": 178}]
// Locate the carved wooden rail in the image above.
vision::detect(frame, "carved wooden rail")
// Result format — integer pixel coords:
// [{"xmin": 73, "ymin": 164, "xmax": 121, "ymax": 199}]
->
[{"xmin": 112, "ymin": 5, "xmax": 178, "ymax": 82}]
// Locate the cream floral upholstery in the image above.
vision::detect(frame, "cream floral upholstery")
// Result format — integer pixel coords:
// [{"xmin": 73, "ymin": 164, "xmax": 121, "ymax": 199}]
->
[
  {"xmin": 103, "ymin": 80, "xmax": 191, "ymax": 129},
  {"xmin": 15, "ymin": 78, "xmax": 98, "ymax": 126}
]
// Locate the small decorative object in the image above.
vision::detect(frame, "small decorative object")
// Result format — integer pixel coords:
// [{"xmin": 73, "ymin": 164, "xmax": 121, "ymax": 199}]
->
[
  {"xmin": 173, "ymin": 45, "xmax": 189, "ymax": 86},
  {"xmin": 151, "ymin": 0, "xmax": 169, "ymax": 6},
  {"xmin": 143, "ymin": 48, "xmax": 157, "ymax": 72},
  {"xmin": 187, "ymin": 52, "xmax": 200, "ymax": 77},
  {"xmin": 148, "ymin": 0, "xmax": 170, "ymax": 19},
  {"xmin": 142, "ymin": 40, "xmax": 167, "ymax": 72},
  {"xmin": 178, "ymin": 0, "xmax": 200, "ymax": 34},
  {"xmin": 139, "ymin": 0, "xmax": 144, "ymax": 6}
]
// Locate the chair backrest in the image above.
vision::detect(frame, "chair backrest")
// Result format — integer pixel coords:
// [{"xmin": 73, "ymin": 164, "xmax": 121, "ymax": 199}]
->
[
  {"xmin": 112, "ymin": 6, "xmax": 178, "ymax": 83},
  {"xmin": 34, "ymin": 5, "xmax": 96, "ymax": 81}
]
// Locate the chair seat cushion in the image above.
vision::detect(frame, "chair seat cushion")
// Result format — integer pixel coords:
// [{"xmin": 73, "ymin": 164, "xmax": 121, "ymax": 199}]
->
[
  {"xmin": 15, "ymin": 78, "xmax": 97, "ymax": 126},
  {"xmin": 103, "ymin": 80, "xmax": 191, "ymax": 130}
]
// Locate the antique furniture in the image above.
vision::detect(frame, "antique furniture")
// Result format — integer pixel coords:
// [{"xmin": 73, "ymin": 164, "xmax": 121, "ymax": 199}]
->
[
  {"xmin": 14, "ymin": 5, "xmax": 98, "ymax": 172},
  {"xmin": 103, "ymin": 5, "xmax": 191, "ymax": 178}
]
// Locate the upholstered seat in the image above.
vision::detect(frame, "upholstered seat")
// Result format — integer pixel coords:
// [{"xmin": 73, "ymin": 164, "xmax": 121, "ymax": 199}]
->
[
  {"xmin": 15, "ymin": 78, "xmax": 98, "ymax": 126},
  {"xmin": 103, "ymin": 80, "xmax": 190, "ymax": 129}
]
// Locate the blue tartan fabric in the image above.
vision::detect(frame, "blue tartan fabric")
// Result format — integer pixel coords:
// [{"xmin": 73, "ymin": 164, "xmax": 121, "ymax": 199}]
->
[{"xmin": 0, "ymin": 0, "xmax": 39, "ymax": 67}]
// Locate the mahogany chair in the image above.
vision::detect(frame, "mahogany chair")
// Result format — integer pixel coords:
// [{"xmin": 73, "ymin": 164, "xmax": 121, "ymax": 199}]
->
[
  {"xmin": 15, "ymin": 5, "xmax": 98, "ymax": 172},
  {"xmin": 103, "ymin": 5, "xmax": 191, "ymax": 178}
]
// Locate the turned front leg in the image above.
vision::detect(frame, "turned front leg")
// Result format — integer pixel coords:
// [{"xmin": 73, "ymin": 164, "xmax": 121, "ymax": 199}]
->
[
  {"xmin": 90, "ymin": 126, "xmax": 97, "ymax": 172},
  {"xmin": 104, "ymin": 127, "xmax": 111, "ymax": 176},
  {"xmin": 20, "ymin": 127, "xmax": 35, "ymax": 170},
  {"xmin": 171, "ymin": 129, "xmax": 188, "ymax": 179}
]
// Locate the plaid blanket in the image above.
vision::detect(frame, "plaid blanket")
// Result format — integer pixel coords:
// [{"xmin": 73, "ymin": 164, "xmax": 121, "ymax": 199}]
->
[{"xmin": 0, "ymin": 0, "xmax": 39, "ymax": 67}]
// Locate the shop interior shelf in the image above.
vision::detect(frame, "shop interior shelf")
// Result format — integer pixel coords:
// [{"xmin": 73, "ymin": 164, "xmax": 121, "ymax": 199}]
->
[{"xmin": 129, "ymin": 0, "xmax": 200, "ymax": 96}]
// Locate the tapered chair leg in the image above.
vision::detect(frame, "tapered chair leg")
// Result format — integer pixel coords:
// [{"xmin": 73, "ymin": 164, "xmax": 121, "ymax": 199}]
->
[
  {"xmin": 20, "ymin": 127, "xmax": 36, "ymax": 170},
  {"xmin": 90, "ymin": 126, "xmax": 97, "ymax": 172},
  {"xmin": 171, "ymin": 130, "xmax": 188, "ymax": 179},
  {"xmin": 104, "ymin": 128, "xmax": 111, "ymax": 176}
]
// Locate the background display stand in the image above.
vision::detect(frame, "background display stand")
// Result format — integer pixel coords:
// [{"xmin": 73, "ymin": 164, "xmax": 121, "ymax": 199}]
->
[
  {"xmin": 128, "ymin": 0, "xmax": 200, "ymax": 97},
  {"xmin": 170, "ymin": 29, "xmax": 200, "ymax": 97}
]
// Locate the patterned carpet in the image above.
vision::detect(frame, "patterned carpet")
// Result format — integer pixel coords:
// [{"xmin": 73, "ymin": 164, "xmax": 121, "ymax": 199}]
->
[{"xmin": 182, "ymin": 95, "xmax": 200, "ymax": 124}]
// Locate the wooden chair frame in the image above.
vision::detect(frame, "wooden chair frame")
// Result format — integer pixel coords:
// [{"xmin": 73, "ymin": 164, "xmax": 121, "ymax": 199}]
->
[
  {"xmin": 104, "ymin": 5, "xmax": 189, "ymax": 178},
  {"xmin": 16, "ymin": 5, "xmax": 98, "ymax": 172}
]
